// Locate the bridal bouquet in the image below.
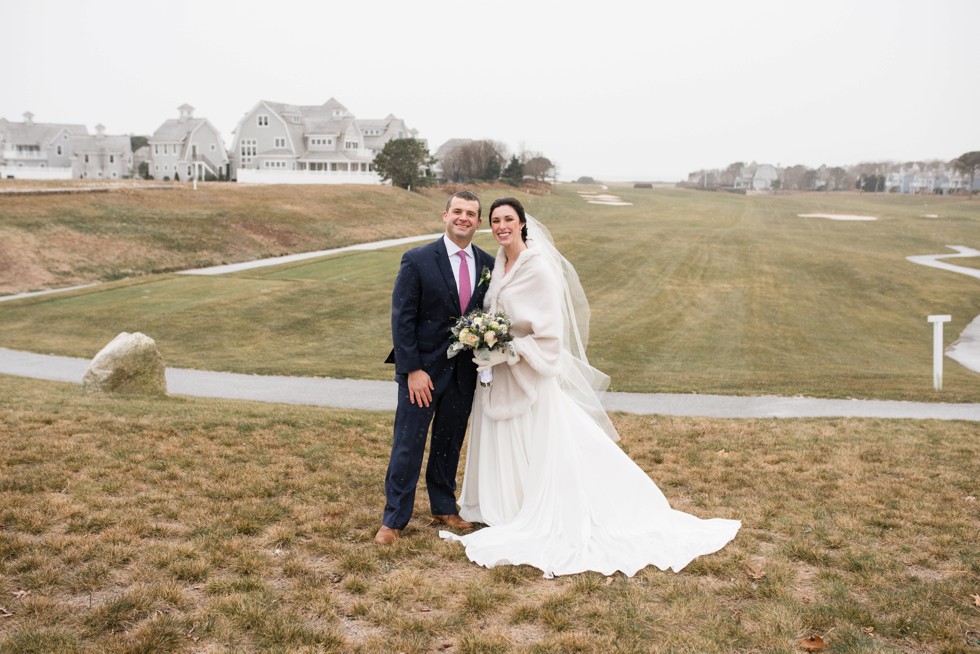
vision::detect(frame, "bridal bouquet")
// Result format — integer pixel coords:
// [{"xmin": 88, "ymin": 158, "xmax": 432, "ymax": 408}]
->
[{"xmin": 447, "ymin": 310, "xmax": 513, "ymax": 386}]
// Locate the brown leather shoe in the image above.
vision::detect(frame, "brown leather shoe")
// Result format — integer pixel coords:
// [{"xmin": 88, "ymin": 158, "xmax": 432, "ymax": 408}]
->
[
  {"xmin": 431, "ymin": 514, "xmax": 474, "ymax": 530},
  {"xmin": 374, "ymin": 525, "xmax": 401, "ymax": 545}
]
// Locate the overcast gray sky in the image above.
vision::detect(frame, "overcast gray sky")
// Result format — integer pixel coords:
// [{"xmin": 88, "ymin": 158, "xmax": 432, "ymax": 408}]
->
[{"xmin": 3, "ymin": 0, "xmax": 977, "ymax": 181}]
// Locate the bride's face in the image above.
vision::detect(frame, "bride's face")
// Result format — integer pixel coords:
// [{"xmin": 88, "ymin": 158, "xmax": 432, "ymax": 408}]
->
[{"xmin": 490, "ymin": 206, "xmax": 523, "ymax": 247}]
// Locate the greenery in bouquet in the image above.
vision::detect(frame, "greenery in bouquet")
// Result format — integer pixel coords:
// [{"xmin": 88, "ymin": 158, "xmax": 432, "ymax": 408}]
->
[{"xmin": 447, "ymin": 310, "xmax": 513, "ymax": 358}]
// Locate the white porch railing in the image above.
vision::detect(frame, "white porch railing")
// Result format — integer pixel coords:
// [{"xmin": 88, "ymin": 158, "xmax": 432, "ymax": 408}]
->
[
  {"xmin": 2, "ymin": 150, "xmax": 47, "ymax": 160},
  {"xmin": 0, "ymin": 166, "xmax": 73, "ymax": 180},
  {"xmin": 236, "ymin": 169, "xmax": 382, "ymax": 185}
]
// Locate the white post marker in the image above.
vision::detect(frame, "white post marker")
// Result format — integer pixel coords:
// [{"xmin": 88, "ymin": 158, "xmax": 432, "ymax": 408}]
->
[{"xmin": 927, "ymin": 315, "xmax": 951, "ymax": 391}]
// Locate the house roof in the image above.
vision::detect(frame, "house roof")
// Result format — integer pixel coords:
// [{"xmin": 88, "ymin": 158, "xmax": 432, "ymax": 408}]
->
[
  {"xmin": 151, "ymin": 117, "xmax": 207, "ymax": 142},
  {"xmin": 3, "ymin": 121, "xmax": 88, "ymax": 145},
  {"xmin": 233, "ymin": 99, "xmax": 414, "ymax": 155},
  {"xmin": 298, "ymin": 151, "xmax": 365, "ymax": 162},
  {"xmin": 71, "ymin": 134, "xmax": 132, "ymax": 154},
  {"xmin": 259, "ymin": 148, "xmax": 294, "ymax": 156}
]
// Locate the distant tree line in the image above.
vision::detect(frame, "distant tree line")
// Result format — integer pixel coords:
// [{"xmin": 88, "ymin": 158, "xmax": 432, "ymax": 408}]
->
[
  {"xmin": 373, "ymin": 138, "xmax": 556, "ymax": 190},
  {"xmin": 683, "ymin": 150, "xmax": 980, "ymax": 195}
]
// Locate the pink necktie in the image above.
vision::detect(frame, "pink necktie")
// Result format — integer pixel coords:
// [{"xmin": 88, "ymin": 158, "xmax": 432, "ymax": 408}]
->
[{"xmin": 457, "ymin": 251, "xmax": 471, "ymax": 313}]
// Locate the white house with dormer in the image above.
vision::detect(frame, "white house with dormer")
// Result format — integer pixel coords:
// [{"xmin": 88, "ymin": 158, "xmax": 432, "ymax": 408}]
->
[
  {"xmin": 70, "ymin": 124, "xmax": 133, "ymax": 179},
  {"xmin": 230, "ymin": 98, "xmax": 417, "ymax": 184},
  {"xmin": 148, "ymin": 104, "xmax": 229, "ymax": 181},
  {"xmin": 0, "ymin": 112, "xmax": 86, "ymax": 179}
]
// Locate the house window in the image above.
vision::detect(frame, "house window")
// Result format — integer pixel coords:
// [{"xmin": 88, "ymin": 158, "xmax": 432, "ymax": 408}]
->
[
  {"xmin": 210, "ymin": 144, "xmax": 216, "ymax": 151},
  {"xmin": 258, "ymin": 115, "xmax": 269, "ymax": 127},
  {"xmin": 164, "ymin": 164, "xmax": 169, "ymax": 171},
  {"xmin": 154, "ymin": 144, "xmax": 159, "ymax": 154},
  {"xmin": 155, "ymin": 164, "xmax": 160, "ymax": 171},
  {"xmin": 84, "ymin": 155, "xmax": 89, "ymax": 163},
  {"xmin": 241, "ymin": 139, "xmax": 256, "ymax": 166},
  {"xmin": 57, "ymin": 145, "xmax": 63, "ymax": 156},
  {"xmin": 274, "ymin": 137, "xmax": 286, "ymax": 148},
  {"xmin": 109, "ymin": 155, "xmax": 115, "ymax": 163},
  {"xmin": 263, "ymin": 160, "xmax": 287, "ymax": 168},
  {"xmin": 345, "ymin": 140, "xmax": 358, "ymax": 150},
  {"xmin": 112, "ymin": 172, "xmax": 117, "ymax": 178}
]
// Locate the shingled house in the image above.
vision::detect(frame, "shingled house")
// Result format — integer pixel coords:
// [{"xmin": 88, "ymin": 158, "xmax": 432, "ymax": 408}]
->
[
  {"xmin": 0, "ymin": 111, "xmax": 86, "ymax": 179},
  {"xmin": 148, "ymin": 104, "xmax": 229, "ymax": 181},
  {"xmin": 230, "ymin": 98, "xmax": 416, "ymax": 184}
]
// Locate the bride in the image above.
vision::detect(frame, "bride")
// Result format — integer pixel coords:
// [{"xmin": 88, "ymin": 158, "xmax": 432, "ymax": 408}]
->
[{"xmin": 441, "ymin": 197, "xmax": 740, "ymax": 578}]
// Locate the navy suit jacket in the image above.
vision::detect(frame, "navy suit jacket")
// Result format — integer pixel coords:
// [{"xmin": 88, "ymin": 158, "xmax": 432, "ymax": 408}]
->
[{"xmin": 386, "ymin": 238, "xmax": 495, "ymax": 390}]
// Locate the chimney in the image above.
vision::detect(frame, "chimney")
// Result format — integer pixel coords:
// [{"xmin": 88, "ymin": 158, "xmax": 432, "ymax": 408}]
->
[
  {"xmin": 178, "ymin": 104, "xmax": 195, "ymax": 121},
  {"xmin": 95, "ymin": 123, "xmax": 105, "ymax": 137},
  {"xmin": 23, "ymin": 111, "xmax": 34, "ymax": 125}
]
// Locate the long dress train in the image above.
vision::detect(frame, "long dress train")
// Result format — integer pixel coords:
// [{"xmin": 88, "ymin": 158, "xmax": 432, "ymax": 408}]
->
[{"xmin": 441, "ymin": 246, "xmax": 740, "ymax": 578}]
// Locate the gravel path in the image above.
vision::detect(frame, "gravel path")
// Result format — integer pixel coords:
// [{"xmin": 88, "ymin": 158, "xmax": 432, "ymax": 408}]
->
[{"xmin": 2, "ymin": 347, "xmax": 978, "ymax": 420}]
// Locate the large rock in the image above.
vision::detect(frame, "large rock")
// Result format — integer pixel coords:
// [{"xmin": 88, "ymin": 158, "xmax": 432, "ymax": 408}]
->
[{"xmin": 83, "ymin": 332, "xmax": 168, "ymax": 395}]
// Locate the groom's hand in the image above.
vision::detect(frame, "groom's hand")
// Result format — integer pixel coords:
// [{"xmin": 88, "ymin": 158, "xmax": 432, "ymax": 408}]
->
[{"xmin": 407, "ymin": 369, "xmax": 434, "ymax": 408}]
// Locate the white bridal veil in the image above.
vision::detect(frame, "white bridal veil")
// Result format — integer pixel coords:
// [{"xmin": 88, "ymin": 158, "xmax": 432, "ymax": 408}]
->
[{"xmin": 525, "ymin": 214, "xmax": 621, "ymax": 442}]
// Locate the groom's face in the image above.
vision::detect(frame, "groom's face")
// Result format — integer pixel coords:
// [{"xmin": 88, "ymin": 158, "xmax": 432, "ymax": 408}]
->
[{"xmin": 443, "ymin": 197, "xmax": 482, "ymax": 247}]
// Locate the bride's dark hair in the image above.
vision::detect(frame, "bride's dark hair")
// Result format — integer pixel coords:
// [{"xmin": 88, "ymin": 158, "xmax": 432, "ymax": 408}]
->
[{"xmin": 489, "ymin": 197, "xmax": 528, "ymax": 242}]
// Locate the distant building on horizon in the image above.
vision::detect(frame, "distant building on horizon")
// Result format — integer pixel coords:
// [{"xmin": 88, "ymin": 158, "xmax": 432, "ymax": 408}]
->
[
  {"xmin": 70, "ymin": 123, "xmax": 133, "ymax": 180},
  {"xmin": 148, "ymin": 104, "xmax": 229, "ymax": 181},
  {"xmin": 229, "ymin": 98, "xmax": 417, "ymax": 184},
  {"xmin": 0, "ymin": 111, "xmax": 86, "ymax": 180}
]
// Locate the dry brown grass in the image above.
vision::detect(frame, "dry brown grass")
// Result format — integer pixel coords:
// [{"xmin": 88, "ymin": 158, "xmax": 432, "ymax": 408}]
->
[
  {"xmin": 1, "ymin": 375, "xmax": 977, "ymax": 653},
  {"xmin": 0, "ymin": 181, "xmax": 481, "ymax": 294}
]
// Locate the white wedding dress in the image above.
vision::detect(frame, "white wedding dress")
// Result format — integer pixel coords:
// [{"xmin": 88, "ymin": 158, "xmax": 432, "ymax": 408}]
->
[{"xmin": 441, "ymin": 233, "xmax": 740, "ymax": 578}]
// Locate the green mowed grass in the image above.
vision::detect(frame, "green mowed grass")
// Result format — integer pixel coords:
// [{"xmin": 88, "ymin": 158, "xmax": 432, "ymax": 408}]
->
[
  {"xmin": 0, "ymin": 375, "xmax": 977, "ymax": 653},
  {"xmin": 1, "ymin": 186, "xmax": 978, "ymax": 400}
]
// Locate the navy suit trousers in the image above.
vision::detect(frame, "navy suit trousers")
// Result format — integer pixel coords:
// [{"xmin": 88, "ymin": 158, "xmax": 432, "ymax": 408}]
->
[{"xmin": 382, "ymin": 363, "xmax": 476, "ymax": 529}]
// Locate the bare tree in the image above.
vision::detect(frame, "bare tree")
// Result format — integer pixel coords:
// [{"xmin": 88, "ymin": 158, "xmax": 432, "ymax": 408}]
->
[
  {"xmin": 722, "ymin": 161, "xmax": 744, "ymax": 187},
  {"xmin": 953, "ymin": 151, "xmax": 980, "ymax": 196},
  {"xmin": 782, "ymin": 165, "xmax": 807, "ymax": 190},
  {"xmin": 523, "ymin": 156, "xmax": 554, "ymax": 182},
  {"xmin": 442, "ymin": 140, "xmax": 508, "ymax": 182}
]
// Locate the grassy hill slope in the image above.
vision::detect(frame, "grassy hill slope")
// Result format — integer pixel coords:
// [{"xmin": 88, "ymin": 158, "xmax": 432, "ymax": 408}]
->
[{"xmin": 1, "ymin": 182, "xmax": 978, "ymax": 401}]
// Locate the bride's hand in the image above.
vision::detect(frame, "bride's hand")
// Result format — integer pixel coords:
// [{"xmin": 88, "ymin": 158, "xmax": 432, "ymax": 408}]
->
[{"xmin": 473, "ymin": 346, "xmax": 516, "ymax": 372}]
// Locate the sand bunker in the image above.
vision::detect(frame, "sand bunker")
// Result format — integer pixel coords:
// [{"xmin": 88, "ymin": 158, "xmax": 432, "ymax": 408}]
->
[
  {"xmin": 578, "ymin": 192, "xmax": 633, "ymax": 207},
  {"xmin": 798, "ymin": 213, "xmax": 877, "ymax": 221}
]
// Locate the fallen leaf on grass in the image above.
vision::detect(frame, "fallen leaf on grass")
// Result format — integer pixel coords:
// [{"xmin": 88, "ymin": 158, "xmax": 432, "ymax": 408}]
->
[
  {"xmin": 972, "ymin": 594, "xmax": 980, "ymax": 607},
  {"xmin": 12, "ymin": 590, "xmax": 29, "ymax": 599},
  {"xmin": 863, "ymin": 626, "xmax": 875, "ymax": 634},
  {"xmin": 799, "ymin": 634, "xmax": 826, "ymax": 651},
  {"xmin": 0, "ymin": 607, "xmax": 12, "ymax": 618},
  {"xmin": 605, "ymin": 577, "xmax": 615, "ymax": 585},
  {"xmin": 745, "ymin": 562, "xmax": 766, "ymax": 580}
]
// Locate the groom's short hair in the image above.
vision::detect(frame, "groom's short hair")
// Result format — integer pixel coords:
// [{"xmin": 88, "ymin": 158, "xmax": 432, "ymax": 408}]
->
[{"xmin": 446, "ymin": 191, "xmax": 481, "ymax": 219}]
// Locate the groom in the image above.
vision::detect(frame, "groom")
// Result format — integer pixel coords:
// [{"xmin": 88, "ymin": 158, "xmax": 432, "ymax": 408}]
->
[{"xmin": 376, "ymin": 191, "xmax": 496, "ymax": 545}]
